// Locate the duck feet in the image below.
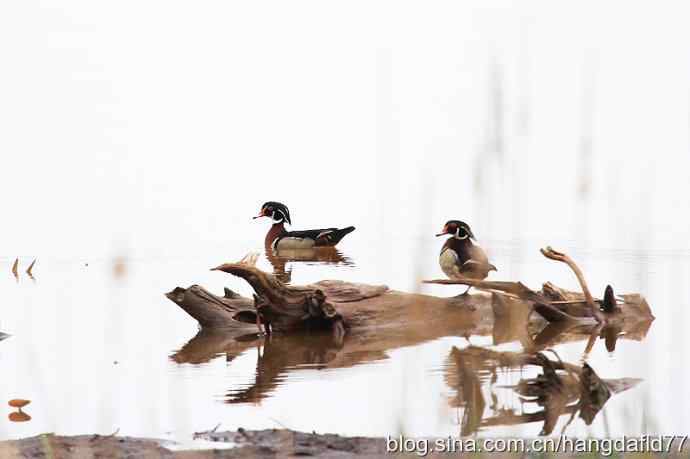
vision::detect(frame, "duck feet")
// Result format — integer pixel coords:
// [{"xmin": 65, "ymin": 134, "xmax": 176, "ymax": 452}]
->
[{"xmin": 453, "ymin": 285, "xmax": 472, "ymax": 298}]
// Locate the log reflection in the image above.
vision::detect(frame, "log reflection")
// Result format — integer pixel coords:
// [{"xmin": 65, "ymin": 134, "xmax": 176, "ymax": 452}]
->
[
  {"xmin": 225, "ymin": 332, "xmax": 344, "ymax": 404},
  {"xmin": 170, "ymin": 296, "xmax": 650, "ymax": 410},
  {"xmin": 444, "ymin": 346, "xmax": 641, "ymax": 436}
]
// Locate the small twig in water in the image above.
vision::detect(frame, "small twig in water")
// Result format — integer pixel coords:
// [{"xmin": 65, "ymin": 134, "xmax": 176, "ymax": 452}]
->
[
  {"xmin": 193, "ymin": 422, "xmax": 221, "ymax": 439},
  {"xmin": 26, "ymin": 259, "xmax": 36, "ymax": 277},
  {"xmin": 269, "ymin": 417, "xmax": 290, "ymax": 430}
]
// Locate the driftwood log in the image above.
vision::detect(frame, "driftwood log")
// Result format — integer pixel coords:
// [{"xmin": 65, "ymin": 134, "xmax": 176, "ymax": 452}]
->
[
  {"xmin": 424, "ymin": 246, "xmax": 652, "ymax": 326},
  {"xmin": 167, "ymin": 246, "xmax": 653, "ymax": 337},
  {"xmin": 163, "ymin": 247, "xmax": 654, "ymax": 437},
  {"xmin": 165, "ymin": 247, "xmax": 653, "ymax": 407}
]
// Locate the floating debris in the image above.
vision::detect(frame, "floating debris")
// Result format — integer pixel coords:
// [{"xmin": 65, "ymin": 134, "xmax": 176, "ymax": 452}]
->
[
  {"xmin": 26, "ymin": 258, "xmax": 36, "ymax": 277},
  {"xmin": 8, "ymin": 411, "xmax": 31, "ymax": 422},
  {"xmin": 8, "ymin": 399, "xmax": 32, "ymax": 423},
  {"xmin": 113, "ymin": 256, "xmax": 127, "ymax": 279},
  {"xmin": 8, "ymin": 399, "xmax": 30, "ymax": 409},
  {"xmin": 11, "ymin": 258, "xmax": 18, "ymax": 279}
]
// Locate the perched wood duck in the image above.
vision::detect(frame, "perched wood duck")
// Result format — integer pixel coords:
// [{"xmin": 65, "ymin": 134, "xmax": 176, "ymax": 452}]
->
[
  {"xmin": 254, "ymin": 201, "xmax": 356, "ymax": 250},
  {"xmin": 436, "ymin": 220, "xmax": 497, "ymax": 294}
]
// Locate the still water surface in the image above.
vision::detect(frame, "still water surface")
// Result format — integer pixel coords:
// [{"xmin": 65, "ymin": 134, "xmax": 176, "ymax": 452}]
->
[{"xmin": 1, "ymin": 231, "xmax": 688, "ymax": 443}]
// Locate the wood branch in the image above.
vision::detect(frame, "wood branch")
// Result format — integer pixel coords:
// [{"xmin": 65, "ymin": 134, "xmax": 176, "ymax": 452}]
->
[
  {"xmin": 169, "ymin": 254, "xmax": 652, "ymax": 336},
  {"xmin": 422, "ymin": 278, "xmax": 542, "ymax": 301},
  {"xmin": 211, "ymin": 262, "xmax": 346, "ymax": 334},
  {"xmin": 540, "ymin": 246, "xmax": 605, "ymax": 323},
  {"xmin": 425, "ymin": 246, "xmax": 612, "ymax": 324},
  {"xmin": 165, "ymin": 285, "xmax": 255, "ymax": 329},
  {"xmin": 421, "ymin": 280, "xmax": 597, "ymax": 322}
]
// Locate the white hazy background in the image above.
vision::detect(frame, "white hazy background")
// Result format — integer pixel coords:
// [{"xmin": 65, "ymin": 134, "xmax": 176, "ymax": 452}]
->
[
  {"xmin": 2, "ymin": 1, "xmax": 689, "ymax": 259},
  {"xmin": 1, "ymin": 0, "xmax": 690, "ymax": 442}
]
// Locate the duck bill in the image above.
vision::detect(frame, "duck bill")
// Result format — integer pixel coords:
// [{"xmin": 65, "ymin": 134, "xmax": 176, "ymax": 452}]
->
[
  {"xmin": 435, "ymin": 227, "xmax": 449, "ymax": 237},
  {"xmin": 252, "ymin": 210, "xmax": 266, "ymax": 220}
]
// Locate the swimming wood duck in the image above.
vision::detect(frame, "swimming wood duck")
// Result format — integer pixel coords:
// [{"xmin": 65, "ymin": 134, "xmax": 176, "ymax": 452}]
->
[
  {"xmin": 254, "ymin": 201, "xmax": 356, "ymax": 250},
  {"xmin": 436, "ymin": 220, "xmax": 497, "ymax": 294}
]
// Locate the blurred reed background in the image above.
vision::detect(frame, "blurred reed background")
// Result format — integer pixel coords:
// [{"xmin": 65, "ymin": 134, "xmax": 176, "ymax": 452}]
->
[{"xmin": 1, "ymin": 1, "xmax": 688, "ymax": 259}]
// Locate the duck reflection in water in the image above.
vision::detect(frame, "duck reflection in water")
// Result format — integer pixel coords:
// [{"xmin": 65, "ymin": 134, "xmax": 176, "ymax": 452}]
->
[{"xmin": 265, "ymin": 244, "xmax": 353, "ymax": 284}]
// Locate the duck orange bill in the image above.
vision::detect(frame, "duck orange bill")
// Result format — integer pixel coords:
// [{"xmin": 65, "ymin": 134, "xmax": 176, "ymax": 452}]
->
[{"xmin": 252, "ymin": 210, "xmax": 265, "ymax": 219}]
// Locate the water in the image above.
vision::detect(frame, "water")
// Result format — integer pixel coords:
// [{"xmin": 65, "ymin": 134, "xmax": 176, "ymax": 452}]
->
[{"xmin": 1, "ymin": 231, "xmax": 687, "ymax": 442}]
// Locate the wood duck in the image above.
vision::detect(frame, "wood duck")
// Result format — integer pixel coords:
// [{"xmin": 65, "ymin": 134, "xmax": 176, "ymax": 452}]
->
[
  {"xmin": 253, "ymin": 201, "xmax": 356, "ymax": 250},
  {"xmin": 436, "ymin": 220, "xmax": 497, "ymax": 294}
]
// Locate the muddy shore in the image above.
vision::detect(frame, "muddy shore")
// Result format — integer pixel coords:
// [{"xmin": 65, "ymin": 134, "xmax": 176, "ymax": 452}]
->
[
  {"xmin": 1, "ymin": 428, "xmax": 687, "ymax": 458},
  {"xmin": 0, "ymin": 429, "xmax": 383, "ymax": 458}
]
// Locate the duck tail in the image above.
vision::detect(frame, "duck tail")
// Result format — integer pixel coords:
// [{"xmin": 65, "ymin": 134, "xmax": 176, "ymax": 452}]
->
[{"xmin": 330, "ymin": 226, "xmax": 356, "ymax": 245}]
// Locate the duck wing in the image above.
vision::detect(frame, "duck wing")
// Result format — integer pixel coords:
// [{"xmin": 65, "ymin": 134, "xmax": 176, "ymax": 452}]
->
[
  {"xmin": 283, "ymin": 228, "xmax": 339, "ymax": 240},
  {"xmin": 466, "ymin": 245, "xmax": 497, "ymax": 272},
  {"xmin": 276, "ymin": 226, "xmax": 355, "ymax": 248}
]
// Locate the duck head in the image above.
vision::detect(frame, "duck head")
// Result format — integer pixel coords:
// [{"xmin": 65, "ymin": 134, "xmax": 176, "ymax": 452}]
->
[
  {"xmin": 436, "ymin": 220, "xmax": 475, "ymax": 240},
  {"xmin": 253, "ymin": 201, "xmax": 292, "ymax": 225}
]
